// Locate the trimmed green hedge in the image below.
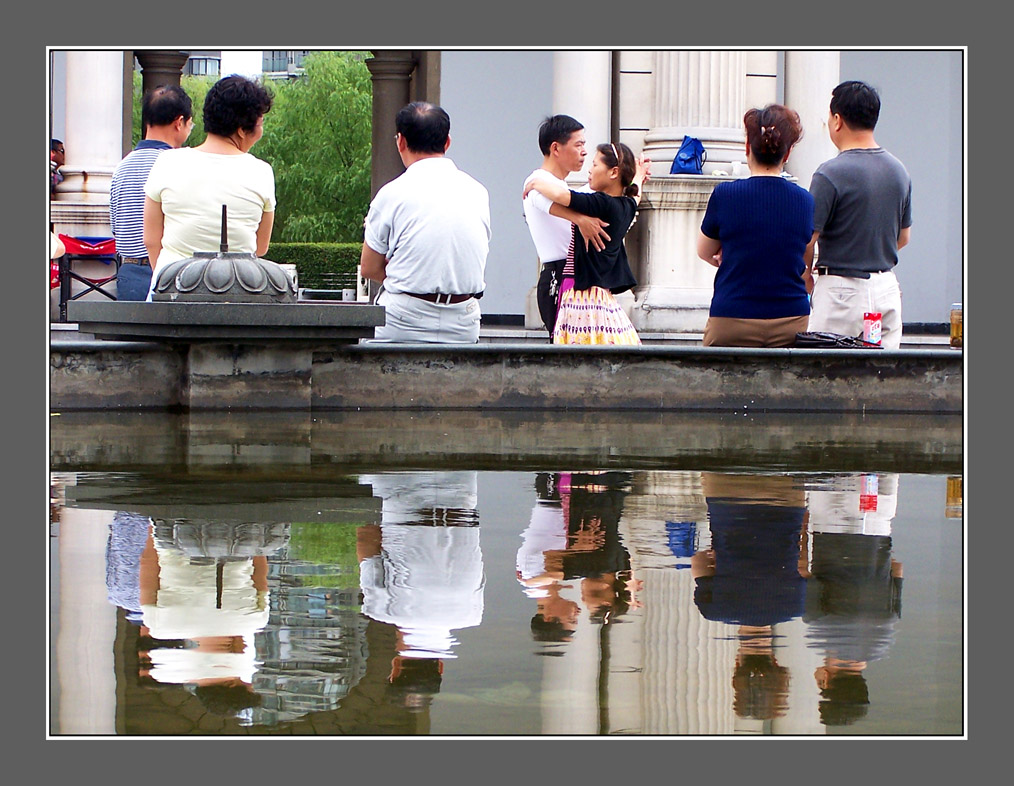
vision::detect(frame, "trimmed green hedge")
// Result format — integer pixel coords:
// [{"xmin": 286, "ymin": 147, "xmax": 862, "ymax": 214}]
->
[{"xmin": 266, "ymin": 242, "xmax": 361, "ymax": 289}]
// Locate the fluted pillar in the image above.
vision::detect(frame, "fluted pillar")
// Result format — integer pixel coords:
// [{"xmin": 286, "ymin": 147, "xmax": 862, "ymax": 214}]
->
[
  {"xmin": 632, "ymin": 51, "xmax": 750, "ymax": 333},
  {"xmin": 642, "ymin": 51, "xmax": 748, "ymax": 176}
]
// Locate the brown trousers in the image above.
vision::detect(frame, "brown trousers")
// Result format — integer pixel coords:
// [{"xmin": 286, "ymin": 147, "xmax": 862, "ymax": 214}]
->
[{"xmin": 702, "ymin": 315, "xmax": 810, "ymax": 348}]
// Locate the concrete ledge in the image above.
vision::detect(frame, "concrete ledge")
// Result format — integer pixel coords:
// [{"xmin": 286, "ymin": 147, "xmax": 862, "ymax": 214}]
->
[
  {"xmin": 313, "ymin": 343, "xmax": 962, "ymax": 414},
  {"xmin": 50, "ymin": 339, "xmax": 962, "ymax": 413}
]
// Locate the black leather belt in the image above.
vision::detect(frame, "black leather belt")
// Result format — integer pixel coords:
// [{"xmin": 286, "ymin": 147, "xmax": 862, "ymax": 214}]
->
[
  {"xmin": 816, "ymin": 266, "xmax": 872, "ymax": 279},
  {"xmin": 119, "ymin": 256, "xmax": 150, "ymax": 266},
  {"xmin": 405, "ymin": 292, "xmax": 482, "ymax": 304}
]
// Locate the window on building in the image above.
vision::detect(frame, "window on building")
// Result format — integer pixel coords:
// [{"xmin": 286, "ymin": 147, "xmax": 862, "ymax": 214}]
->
[
  {"xmin": 185, "ymin": 57, "xmax": 220, "ymax": 77},
  {"xmin": 263, "ymin": 50, "xmax": 312, "ymax": 74}
]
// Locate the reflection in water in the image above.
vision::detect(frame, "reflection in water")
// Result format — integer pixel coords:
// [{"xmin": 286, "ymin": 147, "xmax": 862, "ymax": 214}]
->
[
  {"xmin": 51, "ymin": 463, "xmax": 959, "ymax": 736},
  {"xmin": 137, "ymin": 520, "xmax": 289, "ymax": 724},
  {"xmin": 803, "ymin": 474, "xmax": 904, "ymax": 728},
  {"xmin": 518, "ymin": 472, "xmax": 639, "ymax": 649},
  {"xmin": 692, "ymin": 473, "xmax": 809, "ymax": 725},
  {"xmin": 356, "ymin": 471, "xmax": 484, "ymax": 717}
]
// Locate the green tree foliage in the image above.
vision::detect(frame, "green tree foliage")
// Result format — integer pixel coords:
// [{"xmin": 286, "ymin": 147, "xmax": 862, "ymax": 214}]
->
[
  {"xmin": 131, "ymin": 51, "xmax": 371, "ymax": 244},
  {"xmin": 255, "ymin": 51, "xmax": 372, "ymax": 243}
]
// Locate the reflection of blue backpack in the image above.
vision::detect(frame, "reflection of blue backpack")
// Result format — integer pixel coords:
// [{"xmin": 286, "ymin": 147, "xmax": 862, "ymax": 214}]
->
[{"xmin": 670, "ymin": 136, "xmax": 707, "ymax": 174}]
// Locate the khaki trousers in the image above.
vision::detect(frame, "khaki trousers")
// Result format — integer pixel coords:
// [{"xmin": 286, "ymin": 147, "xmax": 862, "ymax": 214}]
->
[
  {"xmin": 703, "ymin": 315, "xmax": 810, "ymax": 347},
  {"xmin": 808, "ymin": 270, "xmax": 903, "ymax": 349}
]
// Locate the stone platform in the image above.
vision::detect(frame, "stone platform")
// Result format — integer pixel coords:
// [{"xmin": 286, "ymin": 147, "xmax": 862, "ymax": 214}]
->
[{"xmin": 51, "ymin": 315, "xmax": 963, "ymax": 413}]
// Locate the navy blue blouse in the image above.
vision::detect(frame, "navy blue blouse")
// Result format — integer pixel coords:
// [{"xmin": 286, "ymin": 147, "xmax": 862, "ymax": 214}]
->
[{"xmin": 700, "ymin": 176, "xmax": 813, "ymax": 319}]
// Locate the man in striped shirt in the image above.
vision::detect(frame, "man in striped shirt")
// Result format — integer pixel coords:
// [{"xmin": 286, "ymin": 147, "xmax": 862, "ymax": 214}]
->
[{"xmin": 110, "ymin": 85, "xmax": 193, "ymax": 300}]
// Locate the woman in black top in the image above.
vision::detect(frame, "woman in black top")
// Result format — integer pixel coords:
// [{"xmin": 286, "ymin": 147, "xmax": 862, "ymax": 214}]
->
[{"xmin": 524, "ymin": 142, "xmax": 648, "ymax": 345}]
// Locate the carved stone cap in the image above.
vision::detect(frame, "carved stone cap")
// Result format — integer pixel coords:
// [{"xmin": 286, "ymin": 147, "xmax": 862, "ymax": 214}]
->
[{"xmin": 152, "ymin": 251, "xmax": 297, "ymax": 303}]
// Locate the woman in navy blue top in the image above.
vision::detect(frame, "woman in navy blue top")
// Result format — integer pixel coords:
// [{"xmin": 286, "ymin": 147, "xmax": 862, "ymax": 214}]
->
[{"xmin": 697, "ymin": 105, "xmax": 814, "ymax": 347}]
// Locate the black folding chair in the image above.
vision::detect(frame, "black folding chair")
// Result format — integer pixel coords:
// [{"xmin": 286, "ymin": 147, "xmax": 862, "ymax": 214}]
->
[{"xmin": 56, "ymin": 234, "xmax": 118, "ymax": 322}]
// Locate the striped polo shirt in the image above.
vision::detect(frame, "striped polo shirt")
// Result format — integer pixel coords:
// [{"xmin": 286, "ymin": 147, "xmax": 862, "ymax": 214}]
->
[{"xmin": 109, "ymin": 140, "xmax": 172, "ymax": 258}]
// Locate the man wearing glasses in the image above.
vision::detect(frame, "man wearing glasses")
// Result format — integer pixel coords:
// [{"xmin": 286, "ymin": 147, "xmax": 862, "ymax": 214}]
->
[
  {"xmin": 50, "ymin": 139, "xmax": 65, "ymax": 194},
  {"xmin": 359, "ymin": 102, "xmax": 490, "ymax": 343}
]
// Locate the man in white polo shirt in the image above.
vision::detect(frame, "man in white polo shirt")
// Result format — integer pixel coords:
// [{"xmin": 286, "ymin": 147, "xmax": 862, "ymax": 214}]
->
[{"xmin": 360, "ymin": 102, "xmax": 490, "ymax": 343}]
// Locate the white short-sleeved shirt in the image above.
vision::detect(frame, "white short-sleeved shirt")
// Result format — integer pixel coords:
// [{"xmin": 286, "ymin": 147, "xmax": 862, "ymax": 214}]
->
[
  {"xmin": 363, "ymin": 157, "xmax": 489, "ymax": 296},
  {"xmin": 522, "ymin": 168, "xmax": 574, "ymax": 263},
  {"xmin": 144, "ymin": 147, "xmax": 275, "ymax": 291}
]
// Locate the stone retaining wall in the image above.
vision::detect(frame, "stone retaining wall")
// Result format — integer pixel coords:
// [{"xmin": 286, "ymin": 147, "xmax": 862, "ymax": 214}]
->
[{"xmin": 50, "ymin": 340, "xmax": 963, "ymax": 414}]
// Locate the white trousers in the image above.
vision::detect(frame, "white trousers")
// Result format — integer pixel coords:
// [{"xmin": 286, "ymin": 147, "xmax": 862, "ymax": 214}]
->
[
  {"xmin": 809, "ymin": 269, "xmax": 903, "ymax": 349},
  {"xmin": 368, "ymin": 290, "xmax": 481, "ymax": 344}
]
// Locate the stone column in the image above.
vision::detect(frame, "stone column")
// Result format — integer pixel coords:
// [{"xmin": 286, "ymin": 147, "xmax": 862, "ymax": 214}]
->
[
  {"xmin": 365, "ymin": 51, "xmax": 417, "ymax": 302},
  {"xmin": 53, "ymin": 50, "xmax": 125, "ymax": 206},
  {"xmin": 783, "ymin": 51, "xmax": 840, "ymax": 189},
  {"xmin": 135, "ymin": 50, "xmax": 189, "ymax": 97},
  {"xmin": 552, "ymin": 51, "xmax": 611, "ymax": 184},
  {"xmin": 642, "ymin": 51, "xmax": 748, "ymax": 177},
  {"xmin": 366, "ymin": 50, "xmax": 417, "ymax": 197},
  {"xmin": 632, "ymin": 51, "xmax": 750, "ymax": 333},
  {"xmin": 524, "ymin": 51, "xmax": 613, "ymax": 328}
]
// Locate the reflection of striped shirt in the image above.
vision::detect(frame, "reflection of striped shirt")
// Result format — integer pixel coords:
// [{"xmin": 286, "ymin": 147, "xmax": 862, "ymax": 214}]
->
[{"xmin": 109, "ymin": 140, "xmax": 172, "ymax": 258}]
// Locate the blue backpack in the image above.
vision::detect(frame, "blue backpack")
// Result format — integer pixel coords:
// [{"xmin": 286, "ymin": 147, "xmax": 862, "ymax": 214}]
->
[{"xmin": 670, "ymin": 136, "xmax": 707, "ymax": 174}]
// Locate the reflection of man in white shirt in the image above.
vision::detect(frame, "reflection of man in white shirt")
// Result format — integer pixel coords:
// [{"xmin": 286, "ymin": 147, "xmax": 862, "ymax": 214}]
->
[
  {"xmin": 357, "ymin": 471, "xmax": 485, "ymax": 659},
  {"xmin": 360, "ymin": 102, "xmax": 490, "ymax": 344}
]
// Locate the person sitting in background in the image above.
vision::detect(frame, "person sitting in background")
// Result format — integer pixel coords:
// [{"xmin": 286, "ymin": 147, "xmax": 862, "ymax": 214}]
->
[
  {"xmin": 143, "ymin": 75, "xmax": 275, "ymax": 301},
  {"xmin": 50, "ymin": 139, "xmax": 65, "ymax": 194},
  {"xmin": 697, "ymin": 105, "xmax": 813, "ymax": 347},
  {"xmin": 110, "ymin": 85, "xmax": 193, "ymax": 301},
  {"xmin": 359, "ymin": 102, "xmax": 490, "ymax": 343}
]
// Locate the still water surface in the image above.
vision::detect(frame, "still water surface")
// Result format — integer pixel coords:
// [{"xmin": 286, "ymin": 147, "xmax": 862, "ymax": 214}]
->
[{"xmin": 49, "ymin": 411, "xmax": 963, "ymax": 736}]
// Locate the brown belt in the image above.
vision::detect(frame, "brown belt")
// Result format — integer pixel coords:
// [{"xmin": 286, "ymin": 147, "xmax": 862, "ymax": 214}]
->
[
  {"xmin": 404, "ymin": 292, "xmax": 479, "ymax": 304},
  {"xmin": 119, "ymin": 256, "xmax": 150, "ymax": 266}
]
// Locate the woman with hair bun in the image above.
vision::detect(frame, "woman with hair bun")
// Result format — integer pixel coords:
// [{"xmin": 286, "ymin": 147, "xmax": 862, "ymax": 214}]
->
[
  {"xmin": 143, "ymin": 75, "xmax": 276, "ymax": 300},
  {"xmin": 697, "ymin": 104, "xmax": 814, "ymax": 347},
  {"xmin": 524, "ymin": 142, "xmax": 649, "ymax": 345}
]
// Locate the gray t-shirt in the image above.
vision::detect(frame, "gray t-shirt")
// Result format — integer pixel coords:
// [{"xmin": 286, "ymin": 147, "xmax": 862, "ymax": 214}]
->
[{"xmin": 809, "ymin": 148, "xmax": 912, "ymax": 273}]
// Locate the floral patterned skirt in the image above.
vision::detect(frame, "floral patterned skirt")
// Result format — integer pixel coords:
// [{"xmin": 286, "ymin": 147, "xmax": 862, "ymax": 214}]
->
[{"xmin": 553, "ymin": 285, "xmax": 641, "ymax": 346}]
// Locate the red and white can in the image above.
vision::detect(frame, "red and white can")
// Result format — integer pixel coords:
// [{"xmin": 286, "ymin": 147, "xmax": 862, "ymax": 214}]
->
[{"xmin": 863, "ymin": 311, "xmax": 882, "ymax": 344}]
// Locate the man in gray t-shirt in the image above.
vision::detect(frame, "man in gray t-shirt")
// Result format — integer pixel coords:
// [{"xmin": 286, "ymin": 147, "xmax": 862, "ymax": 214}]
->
[{"xmin": 805, "ymin": 81, "xmax": 913, "ymax": 349}]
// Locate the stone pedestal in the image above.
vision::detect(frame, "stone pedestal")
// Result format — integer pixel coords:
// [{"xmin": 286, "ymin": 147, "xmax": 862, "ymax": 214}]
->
[
  {"xmin": 186, "ymin": 343, "xmax": 313, "ymax": 410},
  {"xmin": 630, "ymin": 175, "xmax": 723, "ymax": 333}
]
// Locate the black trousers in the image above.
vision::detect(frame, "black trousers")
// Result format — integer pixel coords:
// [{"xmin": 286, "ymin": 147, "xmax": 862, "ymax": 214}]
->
[{"xmin": 536, "ymin": 259, "xmax": 567, "ymax": 338}]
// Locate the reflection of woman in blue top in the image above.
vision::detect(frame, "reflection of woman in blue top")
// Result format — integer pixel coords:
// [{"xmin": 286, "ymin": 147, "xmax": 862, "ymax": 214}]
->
[
  {"xmin": 691, "ymin": 473, "xmax": 808, "ymax": 627},
  {"xmin": 697, "ymin": 105, "xmax": 814, "ymax": 347}
]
